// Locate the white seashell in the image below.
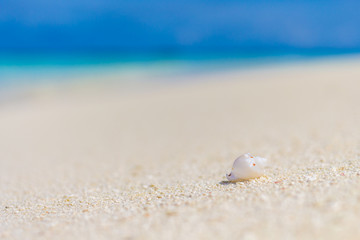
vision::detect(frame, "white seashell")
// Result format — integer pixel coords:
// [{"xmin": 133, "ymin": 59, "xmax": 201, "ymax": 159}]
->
[{"xmin": 226, "ymin": 153, "xmax": 267, "ymax": 181}]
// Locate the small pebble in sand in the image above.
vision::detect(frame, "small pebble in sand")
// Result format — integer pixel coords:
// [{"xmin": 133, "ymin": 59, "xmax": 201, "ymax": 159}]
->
[{"xmin": 226, "ymin": 153, "xmax": 267, "ymax": 181}]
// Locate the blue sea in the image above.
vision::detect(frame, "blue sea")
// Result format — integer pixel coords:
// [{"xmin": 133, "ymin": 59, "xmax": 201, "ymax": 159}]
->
[{"xmin": 0, "ymin": 49, "xmax": 357, "ymax": 88}]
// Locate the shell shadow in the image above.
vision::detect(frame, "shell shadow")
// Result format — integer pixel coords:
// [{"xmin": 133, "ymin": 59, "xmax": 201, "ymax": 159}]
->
[{"xmin": 219, "ymin": 180, "xmax": 249, "ymax": 185}]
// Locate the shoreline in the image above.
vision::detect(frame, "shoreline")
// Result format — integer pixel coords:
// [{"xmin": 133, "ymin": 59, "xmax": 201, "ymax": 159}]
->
[{"xmin": 1, "ymin": 52, "xmax": 360, "ymax": 89}]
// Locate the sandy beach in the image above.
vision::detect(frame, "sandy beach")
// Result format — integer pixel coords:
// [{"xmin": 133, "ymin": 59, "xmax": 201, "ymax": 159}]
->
[{"xmin": 1, "ymin": 58, "xmax": 360, "ymax": 239}]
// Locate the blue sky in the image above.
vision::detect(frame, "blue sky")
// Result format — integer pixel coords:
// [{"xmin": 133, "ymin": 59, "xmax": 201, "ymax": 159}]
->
[{"xmin": 1, "ymin": 0, "xmax": 360, "ymax": 50}]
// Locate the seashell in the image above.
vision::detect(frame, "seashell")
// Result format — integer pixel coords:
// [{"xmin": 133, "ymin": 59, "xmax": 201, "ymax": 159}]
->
[{"xmin": 226, "ymin": 153, "xmax": 267, "ymax": 181}]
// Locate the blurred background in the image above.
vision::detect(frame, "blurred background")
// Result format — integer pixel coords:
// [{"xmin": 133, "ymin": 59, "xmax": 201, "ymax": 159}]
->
[{"xmin": 1, "ymin": 0, "xmax": 360, "ymax": 86}]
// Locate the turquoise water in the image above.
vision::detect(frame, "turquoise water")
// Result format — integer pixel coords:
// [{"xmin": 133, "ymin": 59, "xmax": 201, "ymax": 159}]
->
[{"xmin": 0, "ymin": 50, "xmax": 357, "ymax": 87}]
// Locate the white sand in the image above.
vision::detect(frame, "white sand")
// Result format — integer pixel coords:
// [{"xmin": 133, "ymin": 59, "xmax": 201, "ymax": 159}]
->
[{"xmin": 0, "ymin": 58, "xmax": 360, "ymax": 239}]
